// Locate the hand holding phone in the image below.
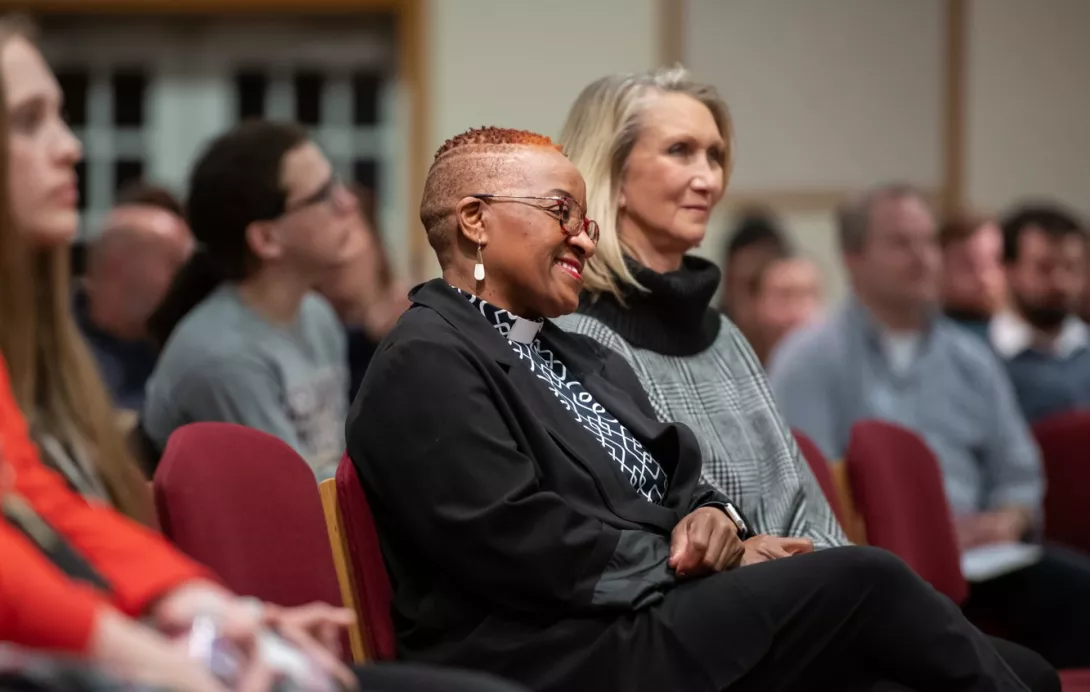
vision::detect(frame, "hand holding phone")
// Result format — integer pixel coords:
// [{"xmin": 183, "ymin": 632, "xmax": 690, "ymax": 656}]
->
[{"xmin": 185, "ymin": 612, "xmax": 341, "ymax": 691}]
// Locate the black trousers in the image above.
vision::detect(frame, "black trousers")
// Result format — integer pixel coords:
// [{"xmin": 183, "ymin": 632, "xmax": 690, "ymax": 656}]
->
[
  {"xmin": 354, "ymin": 664, "xmax": 529, "ymax": 691},
  {"xmin": 0, "ymin": 662, "xmax": 530, "ymax": 692},
  {"xmin": 986, "ymin": 638, "xmax": 1059, "ymax": 692},
  {"xmin": 655, "ymin": 546, "xmax": 1030, "ymax": 692},
  {"xmin": 965, "ymin": 544, "xmax": 1090, "ymax": 669}
]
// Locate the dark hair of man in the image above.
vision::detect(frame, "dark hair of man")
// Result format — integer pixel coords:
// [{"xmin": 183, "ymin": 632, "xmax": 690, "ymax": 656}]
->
[
  {"xmin": 724, "ymin": 209, "xmax": 789, "ymax": 262},
  {"xmin": 999, "ymin": 203, "xmax": 1085, "ymax": 264}
]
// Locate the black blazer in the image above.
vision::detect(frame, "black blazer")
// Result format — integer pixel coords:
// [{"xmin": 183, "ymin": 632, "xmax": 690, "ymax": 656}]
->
[{"xmin": 346, "ymin": 280, "xmax": 741, "ymax": 692}]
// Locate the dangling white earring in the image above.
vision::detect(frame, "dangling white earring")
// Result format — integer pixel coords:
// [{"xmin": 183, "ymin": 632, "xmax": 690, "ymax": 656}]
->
[{"xmin": 473, "ymin": 243, "xmax": 485, "ymax": 281}]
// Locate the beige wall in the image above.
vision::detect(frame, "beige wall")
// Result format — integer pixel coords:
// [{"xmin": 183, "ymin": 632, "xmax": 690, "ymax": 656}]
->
[
  {"xmin": 685, "ymin": 0, "xmax": 1089, "ymax": 306},
  {"xmin": 414, "ymin": 0, "xmax": 660, "ymax": 276},
  {"xmin": 428, "ymin": 0, "xmax": 658, "ymax": 147},
  {"xmin": 685, "ymin": 0, "xmax": 947, "ymax": 304},
  {"xmin": 965, "ymin": 0, "xmax": 1090, "ymax": 219},
  {"xmin": 411, "ymin": 0, "xmax": 1089, "ymax": 290},
  {"xmin": 687, "ymin": 0, "xmax": 945, "ymax": 193}
]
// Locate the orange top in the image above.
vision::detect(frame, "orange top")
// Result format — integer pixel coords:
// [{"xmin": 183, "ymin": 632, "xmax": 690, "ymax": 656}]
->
[{"xmin": 0, "ymin": 355, "xmax": 210, "ymax": 652}]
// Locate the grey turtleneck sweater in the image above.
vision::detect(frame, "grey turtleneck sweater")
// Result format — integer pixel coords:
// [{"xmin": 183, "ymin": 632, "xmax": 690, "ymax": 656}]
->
[{"xmin": 556, "ymin": 256, "xmax": 847, "ymax": 548}]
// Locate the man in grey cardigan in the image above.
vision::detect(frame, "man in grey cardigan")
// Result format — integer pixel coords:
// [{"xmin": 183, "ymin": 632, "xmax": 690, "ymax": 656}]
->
[{"xmin": 767, "ymin": 182, "xmax": 1090, "ymax": 669}]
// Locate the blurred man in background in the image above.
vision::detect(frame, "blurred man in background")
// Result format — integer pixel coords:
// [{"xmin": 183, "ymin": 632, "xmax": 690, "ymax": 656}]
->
[
  {"xmin": 940, "ymin": 212, "xmax": 1006, "ymax": 340},
  {"xmin": 750, "ymin": 253, "xmax": 824, "ymax": 364},
  {"xmin": 1081, "ymin": 247, "xmax": 1090, "ymax": 325},
  {"xmin": 991, "ymin": 204, "xmax": 1090, "ymax": 422},
  {"xmin": 75, "ymin": 183, "xmax": 193, "ymax": 411},
  {"xmin": 720, "ymin": 209, "xmax": 789, "ymax": 344},
  {"xmin": 768, "ymin": 183, "xmax": 1090, "ymax": 669}
]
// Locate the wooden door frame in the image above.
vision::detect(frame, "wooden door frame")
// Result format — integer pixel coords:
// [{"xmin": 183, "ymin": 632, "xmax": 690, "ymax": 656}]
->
[{"xmin": 1, "ymin": 0, "xmax": 431, "ymax": 279}]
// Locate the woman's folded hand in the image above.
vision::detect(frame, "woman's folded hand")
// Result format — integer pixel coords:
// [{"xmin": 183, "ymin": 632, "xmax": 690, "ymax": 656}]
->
[
  {"xmin": 669, "ymin": 506, "xmax": 746, "ymax": 578},
  {"xmin": 739, "ymin": 535, "xmax": 814, "ymax": 567}
]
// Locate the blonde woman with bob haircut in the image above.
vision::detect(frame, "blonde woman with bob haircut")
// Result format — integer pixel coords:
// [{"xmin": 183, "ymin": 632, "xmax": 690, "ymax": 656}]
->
[
  {"xmin": 556, "ymin": 65, "xmax": 847, "ymax": 550},
  {"xmin": 0, "ymin": 15, "xmax": 151, "ymax": 522}
]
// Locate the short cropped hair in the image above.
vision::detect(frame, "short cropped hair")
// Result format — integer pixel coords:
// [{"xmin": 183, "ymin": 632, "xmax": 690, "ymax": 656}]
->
[{"xmin": 419, "ymin": 126, "xmax": 561, "ymax": 263}]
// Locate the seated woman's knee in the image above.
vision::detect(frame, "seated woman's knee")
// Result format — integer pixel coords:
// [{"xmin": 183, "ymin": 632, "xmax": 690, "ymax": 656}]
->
[{"xmin": 822, "ymin": 545, "xmax": 917, "ymax": 586}]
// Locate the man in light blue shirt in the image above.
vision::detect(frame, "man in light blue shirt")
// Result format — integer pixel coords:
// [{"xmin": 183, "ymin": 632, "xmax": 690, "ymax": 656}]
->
[{"xmin": 768, "ymin": 183, "xmax": 1090, "ymax": 669}]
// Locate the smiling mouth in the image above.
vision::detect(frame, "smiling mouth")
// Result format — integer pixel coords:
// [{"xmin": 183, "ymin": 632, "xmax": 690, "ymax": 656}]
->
[{"xmin": 555, "ymin": 258, "xmax": 583, "ymax": 280}]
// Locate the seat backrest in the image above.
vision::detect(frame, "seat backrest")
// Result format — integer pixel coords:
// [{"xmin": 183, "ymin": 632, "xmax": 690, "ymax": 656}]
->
[
  {"xmin": 335, "ymin": 455, "xmax": 396, "ymax": 661},
  {"xmin": 845, "ymin": 420, "xmax": 967, "ymax": 604},
  {"xmin": 1033, "ymin": 410, "xmax": 1090, "ymax": 554},
  {"xmin": 1058, "ymin": 668, "xmax": 1090, "ymax": 690},
  {"xmin": 792, "ymin": 430, "xmax": 848, "ymax": 526},
  {"xmin": 154, "ymin": 422, "xmax": 342, "ymax": 608}
]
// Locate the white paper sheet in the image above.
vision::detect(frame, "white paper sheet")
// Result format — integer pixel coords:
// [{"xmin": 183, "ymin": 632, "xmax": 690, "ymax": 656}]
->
[{"xmin": 961, "ymin": 542, "xmax": 1043, "ymax": 582}]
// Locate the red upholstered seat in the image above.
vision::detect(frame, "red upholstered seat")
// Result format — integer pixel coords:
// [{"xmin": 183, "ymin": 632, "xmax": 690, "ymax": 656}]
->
[
  {"xmin": 844, "ymin": 420, "xmax": 968, "ymax": 604},
  {"xmin": 793, "ymin": 430, "xmax": 848, "ymax": 528},
  {"xmin": 1061, "ymin": 668, "xmax": 1090, "ymax": 691},
  {"xmin": 1033, "ymin": 411, "xmax": 1090, "ymax": 554},
  {"xmin": 153, "ymin": 422, "xmax": 342, "ymax": 609},
  {"xmin": 336, "ymin": 455, "xmax": 397, "ymax": 661}
]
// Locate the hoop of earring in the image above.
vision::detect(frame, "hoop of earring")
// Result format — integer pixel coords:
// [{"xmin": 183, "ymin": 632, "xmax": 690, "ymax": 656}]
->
[{"xmin": 473, "ymin": 243, "xmax": 486, "ymax": 281}]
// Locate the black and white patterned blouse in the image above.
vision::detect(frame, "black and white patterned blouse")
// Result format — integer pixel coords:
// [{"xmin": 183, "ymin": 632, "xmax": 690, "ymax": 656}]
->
[{"xmin": 458, "ymin": 289, "xmax": 669, "ymax": 504}]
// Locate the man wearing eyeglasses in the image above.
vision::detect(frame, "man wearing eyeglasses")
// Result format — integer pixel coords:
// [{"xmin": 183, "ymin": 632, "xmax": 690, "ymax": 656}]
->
[{"xmin": 143, "ymin": 121, "xmax": 358, "ymax": 479}]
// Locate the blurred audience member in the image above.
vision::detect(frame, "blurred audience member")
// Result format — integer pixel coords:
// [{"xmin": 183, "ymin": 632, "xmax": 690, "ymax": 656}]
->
[
  {"xmin": 940, "ymin": 211, "xmax": 1006, "ymax": 339},
  {"xmin": 991, "ymin": 204, "xmax": 1090, "ymax": 422},
  {"xmin": 557, "ymin": 67, "xmax": 845, "ymax": 548},
  {"xmin": 0, "ymin": 17, "xmax": 360, "ymax": 691},
  {"xmin": 317, "ymin": 184, "xmax": 409, "ymax": 400},
  {"xmin": 1080, "ymin": 247, "xmax": 1090, "ymax": 324},
  {"xmin": 76, "ymin": 183, "xmax": 192, "ymax": 411},
  {"xmin": 719, "ymin": 210, "xmax": 789, "ymax": 336},
  {"xmin": 0, "ymin": 16, "xmax": 151, "ymax": 521},
  {"xmin": 145, "ymin": 121, "xmax": 354, "ymax": 480},
  {"xmin": 0, "ymin": 350, "xmax": 508, "ymax": 692},
  {"xmin": 768, "ymin": 183, "xmax": 1090, "ymax": 668},
  {"xmin": 749, "ymin": 253, "xmax": 824, "ymax": 363}
]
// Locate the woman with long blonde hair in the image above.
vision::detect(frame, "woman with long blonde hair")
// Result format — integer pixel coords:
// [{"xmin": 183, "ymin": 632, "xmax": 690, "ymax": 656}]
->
[
  {"xmin": 555, "ymin": 65, "xmax": 1059, "ymax": 691},
  {"xmin": 0, "ymin": 15, "xmax": 150, "ymax": 522},
  {"xmin": 555, "ymin": 65, "xmax": 845, "ymax": 549}
]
